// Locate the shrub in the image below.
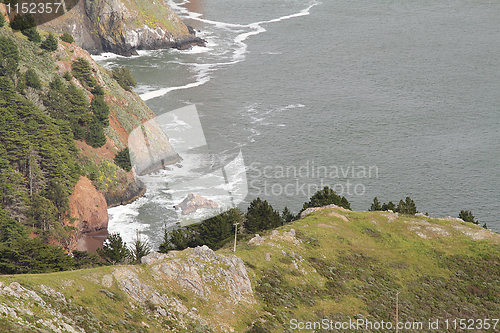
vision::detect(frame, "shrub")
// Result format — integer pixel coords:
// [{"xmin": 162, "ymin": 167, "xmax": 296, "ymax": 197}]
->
[
  {"xmin": 0, "ymin": 37, "xmax": 19, "ymax": 77},
  {"xmin": 0, "ymin": 13, "xmax": 5, "ymax": 28},
  {"xmin": 112, "ymin": 66, "xmax": 137, "ymax": 91},
  {"xmin": 71, "ymin": 58, "xmax": 96, "ymax": 88},
  {"xmin": 60, "ymin": 32, "xmax": 74, "ymax": 44},
  {"xmin": 114, "ymin": 148, "xmax": 132, "ymax": 172},
  {"xmin": 62, "ymin": 71, "xmax": 72, "ymax": 81},
  {"xmin": 91, "ymin": 84, "xmax": 104, "ymax": 95},
  {"xmin": 41, "ymin": 33, "xmax": 58, "ymax": 51},
  {"xmin": 24, "ymin": 69, "xmax": 41, "ymax": 89}
]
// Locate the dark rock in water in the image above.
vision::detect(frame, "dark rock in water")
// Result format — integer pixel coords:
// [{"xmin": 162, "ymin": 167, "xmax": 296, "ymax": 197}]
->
[{"xmin": 176, "ymin": 193, "xmax": 219, "ymax": 215}]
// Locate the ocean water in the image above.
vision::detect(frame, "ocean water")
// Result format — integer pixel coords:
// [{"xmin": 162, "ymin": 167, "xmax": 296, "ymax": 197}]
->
[{"xmin": 94, "ymin": 0, "xmax": 500, "ymax": 247}]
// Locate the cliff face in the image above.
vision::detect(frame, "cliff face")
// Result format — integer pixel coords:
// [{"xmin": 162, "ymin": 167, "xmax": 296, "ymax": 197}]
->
[
  {"xmin": 50, "ymin": 36, "xmax": 179, "ymax": 229},
  {"xmin": 42, "ymin": 0, "xmax": 204, "ymax": 55},
  {"xmin": 68, "ymin": 176, "xmax": 108, "ymax": 233}
]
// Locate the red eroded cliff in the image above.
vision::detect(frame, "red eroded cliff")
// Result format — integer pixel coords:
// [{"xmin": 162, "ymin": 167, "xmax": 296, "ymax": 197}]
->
[{"xmin": 68, "ymin": 176, "xmax": 108, "ymax": 233}]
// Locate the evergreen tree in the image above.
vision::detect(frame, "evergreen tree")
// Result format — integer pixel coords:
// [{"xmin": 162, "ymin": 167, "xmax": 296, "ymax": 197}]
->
[
  {"xmin": 114, "ymin": 148, "xmax": 132, "ymax": 172},
  {"xmin": 10, "ymin": 14, "xmax": 36, "ymax": 31},
  {"xmin": 459, "ymin": 210, "xmax": 478, "ymax": 225},
  {"xmin": 245, "ymin": 197, "xmax": 282, "ymax": 234},
  {"xmin": 90, "ymin": 95, "xmax": 110, "ymax": 127},
  {"xmin": 62, "ymin": 71, "xmax": 72, "ymax": 81},
  {"xmin": 381, "ymin": 201, "xmax": 396, "ymax": 211},
  {"xmin": 71, "ymin": 58, "xmax": 96, "ymax": 88},
  {"xmin": 395, "ymin": 197, "xmax": 417, "ymax": 214},
  {"xmin": 112, "ymin": 66, "xmax": 137, "ymax": 91},
  {"xmin": 85, "ymin": 117, "xmax": 107, "ymax": 148},
  {"xmin": 282, "ymin": 206, "xmax": 296, "ymax": 223},
  {"xmin": 24, "ymin": 69, "xmax": 41, "ymax": 89},
  {"xmin": 0, "ymin": 13, "xmax": 5, "ymax": 28},
  {"xmin": 40, "ymin": 33, "xmax": 58, "ymax": 51},
  {"xmin": 22, "ymin": 27, "xmax": 41, "ymax": 43},
  {"xmin": 97, "ymin": 232, "xmax": 129, "ymax": 264},
  {"xmin": 369, "ymin": 197, "xmax": 382, "ymax": 211},
  {"xmin": 301, "ymin": 186, "xmax": 351, "ymax": 211},
  {"xmin": 198, "ymin": 208, "xmax": 243, "ymax": 250},
  {"xmin": 91, "ymin": 84, "xmax": 104, "ymax": 96},
  {"xmin": 159, "ymin": 227, "xmax": 199, "ymax": 252},
  {"xmin": 60, "ymin": 32, "xmax": 74, "ymax": 44},
  {"xmin": 128, "ymin": 230, "xmax": 151, "ymax": 264},
  {"xmin": 0, "ymin": 37, "xmax": 20, "ymax": 78}
]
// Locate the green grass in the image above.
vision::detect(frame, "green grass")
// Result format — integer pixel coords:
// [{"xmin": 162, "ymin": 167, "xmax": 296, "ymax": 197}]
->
[{"xmin": 1, "ymin": 209, "xmax": 499, "ymax": 332}]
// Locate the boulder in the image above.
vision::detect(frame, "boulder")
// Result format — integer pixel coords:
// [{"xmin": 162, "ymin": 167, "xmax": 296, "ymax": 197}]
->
[
  {"xmin": 69, "ymin": 176, "xmax": 108, "ymax": 233},
  {"xmin": 174, "ymin": 193, "xmax": 218, "ymax": 215}
]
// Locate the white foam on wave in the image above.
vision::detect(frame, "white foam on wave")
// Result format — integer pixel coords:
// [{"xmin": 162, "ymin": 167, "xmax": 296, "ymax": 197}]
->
[
  {"xmin": 140, "ymin": 0, "xmax": 320, "ymax": 101},
  {"xmin": 107, "ymin": 196, "xmax": 150, "ymax": 246}
]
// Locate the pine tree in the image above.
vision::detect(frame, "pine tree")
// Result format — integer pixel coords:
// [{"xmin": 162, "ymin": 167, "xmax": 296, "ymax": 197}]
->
[
  {"xmin": 24, "ymin": 69, "xmax": 41, "ymax": 89},
  {"xmin": 41, "ymin": 34, "xmax": 58, "ymax": 52},
  {"xmin": 369, "ymin": 197, "xmax": 382, "ymax": 211},
  {"xmin": 128, "ymin": 230, "xmax": 152, "ymax": 263},
  {"xmin": 85, "ymin": 118, "xmax": 107, "ymax": 148},
  {"xmin": 301, "ymin": 186, "xmax": 351, "ymax": 212},
  {"xmin": 90, "ymin": 95, "xmax": 110, "ymax": 127},
  {"xmin": 60, "ymin": 32, "xmax": 74, "ymax": 44},
  {"xmin": 71, "ymin": 58, "xmax": 96, "ymax": 88},
  {"xmin": 112, "ymin": 66, "xmax": 137, "ymax": 91},
  {"xmin": 459, "ymin": 210, "xmax": 478, "ymax": 225},
  {"xmin": 245, "ymin": 197, "xmax": 282, "ymax": 233},
  {"xmin": 97, "ymin": 233, "xmax": 129, "ymax": 264},
  {"xmin": 22, "ymin": 27, "xmax": 41, "ymax": 43},
  {"xmin": 114, "ymin": 148, "xmax": 132, "ymax": 172},
  {"xmin": 282, "ymin": 206, "xmax": 295, "ymax": 223}
]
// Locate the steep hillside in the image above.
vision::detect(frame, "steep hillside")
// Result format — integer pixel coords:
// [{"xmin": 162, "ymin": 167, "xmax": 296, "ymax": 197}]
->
[
  {"xmin": 1, "ymin": 208, "xmax": 499, "ymax": 332},
  {"xmin": 0, "ymin": 25, "xmax": 178, "ymax": 248},
  {"xmin": 40, "ymin": 0, "xmax": 205, "ymax": 55}
]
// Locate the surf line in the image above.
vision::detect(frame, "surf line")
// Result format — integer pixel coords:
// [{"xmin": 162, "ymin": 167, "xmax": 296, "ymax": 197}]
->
[{"xmin": 140, "ymin": 0, "xmax": 320, "ymax": 101}]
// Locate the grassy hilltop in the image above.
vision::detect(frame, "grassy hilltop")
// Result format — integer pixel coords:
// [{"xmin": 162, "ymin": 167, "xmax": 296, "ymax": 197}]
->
[{"xmin": 1, "ymin": 207, "xmax": 499, "ymax": 332}]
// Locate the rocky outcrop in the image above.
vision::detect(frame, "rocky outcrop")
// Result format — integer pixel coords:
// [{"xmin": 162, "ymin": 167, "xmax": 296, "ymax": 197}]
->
[
  {"xmin": 68, "ymin": 176, "xmax": 108, "ymax": 233},
  {"xmin": 174, "ymin": 193, "xmax": 219, "ymax": 215},
  {"xmin": 42, "ymin": 0, "xmax": 205, "ymax": 55}
]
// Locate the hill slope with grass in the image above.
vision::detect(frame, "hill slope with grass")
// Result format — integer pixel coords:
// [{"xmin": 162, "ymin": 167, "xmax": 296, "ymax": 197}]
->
[{"xmin": 1, "ymin": 207, "xmax": 499, "ymax": 332}]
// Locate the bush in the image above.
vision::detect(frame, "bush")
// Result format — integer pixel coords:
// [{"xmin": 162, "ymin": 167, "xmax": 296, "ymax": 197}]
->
[
  {"xmin": 71, "ymin": 58, "xmax": 96, "ymax": 88},
  {"xmin": 41, "ymin": 33, "xmax": 58, "ymax": 51},
  {"xmin": 60, "ymin": 32, "xmax": 74, "ymax": 44},
  {"xmin": 91, "ymin": 85, "xmax": 104, "ymax": 95},
  {"xmin": 22, "ymin": 27, "xmax": 41, "ymax": 43},
  {"xmin": 24, "ymin": 69, "xmax": 41, "ymax": 89},
  {"xmin": 0, "ymin": 13, "xmax": 5, "ymax": 28},
  {"xmin": 63, "ymin": 71, "xmax": 72, "ymax": 81},
  {"xmin": 114, "ymin": 148, "xmax": 132, "ymax": 172},
  {"xmin": 112, "ymin": 66, "xmax": 137, "ymax": 91}
]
